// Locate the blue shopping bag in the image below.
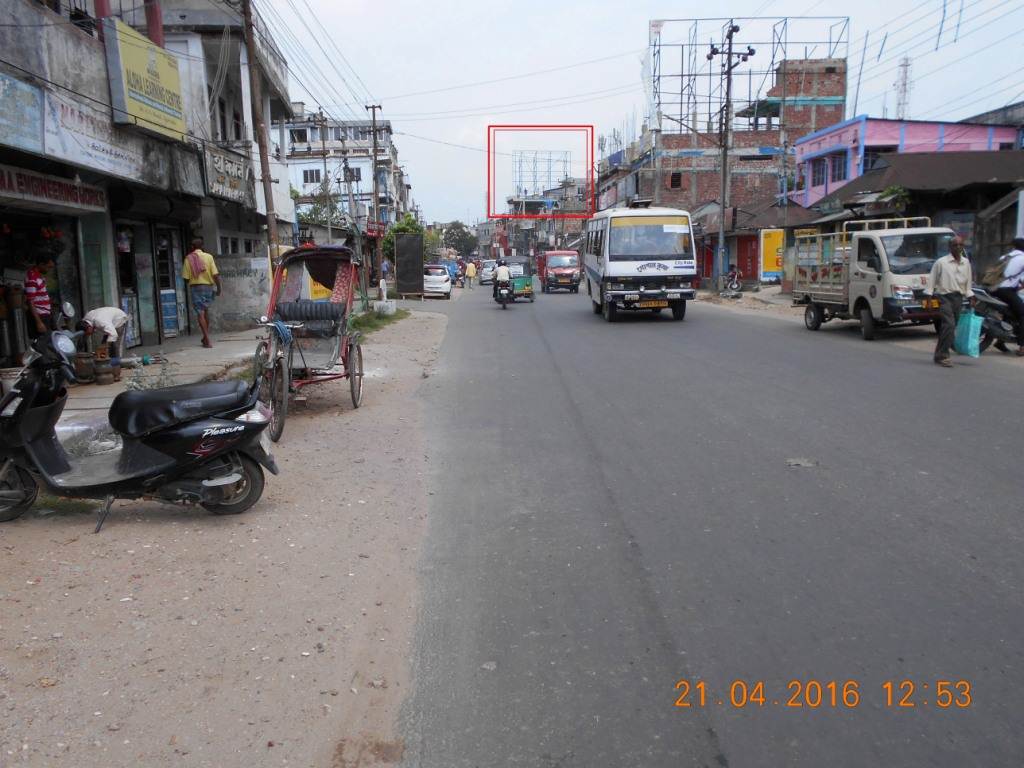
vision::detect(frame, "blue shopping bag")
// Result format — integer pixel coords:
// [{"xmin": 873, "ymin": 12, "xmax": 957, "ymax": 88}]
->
[{"xmin": 954, "ymin": 309, "xmax": 983, "ymax": 357}]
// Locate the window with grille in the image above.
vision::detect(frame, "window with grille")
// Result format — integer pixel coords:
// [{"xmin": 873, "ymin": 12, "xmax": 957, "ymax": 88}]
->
[
  {"xmin": 290, "ymin": 129, "xmax": 308, "ymax": 143},
  {"xmin": 670, "ymin": 172, "xmax": 682, "ymax": 189},
  {"xmin": 830, "ymin": 154, "xmax": 847, "ymax": 183},
  {"xmin": 811, "ymin": 159, "xmax": 827, "ymax": 187},
  {"xmin": 302, "ymin": 169, "xmax": 322, "ymax": 184}
]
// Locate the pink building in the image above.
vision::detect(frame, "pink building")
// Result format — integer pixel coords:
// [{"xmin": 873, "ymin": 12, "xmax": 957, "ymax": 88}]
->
[{"xmin": 793, "ymin": 116, "xmax": 1020, "ymax": 206}]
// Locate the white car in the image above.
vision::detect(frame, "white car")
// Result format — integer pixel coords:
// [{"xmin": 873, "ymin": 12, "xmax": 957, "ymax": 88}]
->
[
  {"xmin": 423, "ymin": 264, "xmax": 452, "ymax": 299},
  {"xmin": 479, "ymin": 260, "xmax": 497, "ymax": 284}
]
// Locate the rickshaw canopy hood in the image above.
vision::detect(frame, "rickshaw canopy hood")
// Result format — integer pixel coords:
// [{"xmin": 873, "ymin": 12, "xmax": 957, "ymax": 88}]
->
[{"xmin": 280, "ymin": 245, "xmax": 356, "ymax": 288}]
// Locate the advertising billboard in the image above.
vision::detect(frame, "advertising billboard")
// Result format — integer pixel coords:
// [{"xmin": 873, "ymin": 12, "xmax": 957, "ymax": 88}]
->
[
  {"xmin": 102, "ymin": 18, "xmax": 186, "ymax": 142},
  {"xmin": 759, "ymin": 228, "xmax": 785, "ymax": 282}
]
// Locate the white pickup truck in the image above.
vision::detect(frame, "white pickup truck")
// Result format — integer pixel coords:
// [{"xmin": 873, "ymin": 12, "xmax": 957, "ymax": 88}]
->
[{"xmin": 793, "ymin": 217, "xmax": 957, "ymax": 339}]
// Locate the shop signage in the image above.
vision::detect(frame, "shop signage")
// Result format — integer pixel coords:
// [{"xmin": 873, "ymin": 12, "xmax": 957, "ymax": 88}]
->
[
  {"xmin": 102, "ymin": 18, "xmax": 186, "ymax": 142},
  {"xmin": 44, "ymin": 90, "xmax": 170, "ymax": 187},
  {"xmin": 0, "ymin": 73, "xmax": 43, "ymax": 153},
  {"xmin": 0, "ymin": 164, "xmax": 107, "ymax": 213},
  {"xmin": 204, "ymin": 145, "xmax": 255, "ymax": 206}
]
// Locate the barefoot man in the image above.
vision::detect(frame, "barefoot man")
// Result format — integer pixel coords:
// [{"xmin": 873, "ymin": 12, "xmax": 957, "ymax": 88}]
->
[{"xmin": 183, "ymin": 237, "xmax": 221, "ymax": 348}]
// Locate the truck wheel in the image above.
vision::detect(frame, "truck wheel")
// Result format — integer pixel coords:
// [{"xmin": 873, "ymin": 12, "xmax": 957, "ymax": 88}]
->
[
  {"xmin": 859, "ymin": 307, "xmax": 876, "ymax": 340},
  {"xmin": 602, "ymin": 293, "xmax": 617, "ymax": 323},
  {"xmin": 804, "ymin": 303, "xmax": 823, "ymax": 331},
  {"xmin": 671, "ymin": 301, "xmax": 686, "ymax": 321}
]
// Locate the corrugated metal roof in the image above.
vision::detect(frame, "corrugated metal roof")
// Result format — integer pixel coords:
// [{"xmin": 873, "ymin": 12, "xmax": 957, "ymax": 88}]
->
[{"xmin": 818, "ymin": 151, "xmax": 1024, "ymax": 208}]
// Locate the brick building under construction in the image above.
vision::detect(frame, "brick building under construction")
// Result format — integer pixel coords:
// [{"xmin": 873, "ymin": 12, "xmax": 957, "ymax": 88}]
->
[{"xmin": 598, "ymin": 58, "xmax": 848, "ymax": 213}]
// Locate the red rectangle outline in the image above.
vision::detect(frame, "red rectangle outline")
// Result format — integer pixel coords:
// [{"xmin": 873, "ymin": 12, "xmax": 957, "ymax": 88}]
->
[{"xmin": 487, "ymin": 125, "xmax": 594, "ymax": 220}]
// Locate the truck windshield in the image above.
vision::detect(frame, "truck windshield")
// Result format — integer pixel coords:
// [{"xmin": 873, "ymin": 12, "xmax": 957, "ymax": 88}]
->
[
  {"xmin": 547, "ymin": 255, "xmax": 577, "ymax": 268},
  {"xmin": 609, "ymin": 216, "xmax": 693, "ymax": 261},
  {"xmin": 882, "ymin": 233, "xmax": 954, "ymax": 274}
]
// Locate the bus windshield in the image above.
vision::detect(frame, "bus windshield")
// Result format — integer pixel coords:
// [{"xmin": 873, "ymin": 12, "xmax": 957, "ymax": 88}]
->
[
  {"xmin": 882, "ymin": 233, "xmax": 954, "ymax": 275},
  {"xmin": 609, "ymin": 216, "xmax": 693, "ymax": 261}
]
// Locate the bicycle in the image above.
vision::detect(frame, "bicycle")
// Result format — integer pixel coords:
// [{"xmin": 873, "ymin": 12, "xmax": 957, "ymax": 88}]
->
[{"xmin": 253, "ymin": 319, "xmax": 302, "ymax": 443}]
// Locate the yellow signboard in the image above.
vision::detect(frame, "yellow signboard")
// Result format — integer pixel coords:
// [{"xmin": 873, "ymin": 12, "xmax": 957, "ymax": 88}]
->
[
  {"xmin": 759, "ymin": 228, "xmax": 785, "ymax": 279},
  {"xmin": 308, "ymin": 275, "xmax": 332, "ymax": 300},
  {"xmin": 103, "ymin": 18, "xmax": 186, "ymax": 142}
]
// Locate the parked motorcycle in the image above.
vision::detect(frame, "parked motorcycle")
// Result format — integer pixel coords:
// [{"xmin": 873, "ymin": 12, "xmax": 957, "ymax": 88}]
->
[
  {"xmin": 495, "ymin": 279, "xmax": 511, "ymax": 309},
  {"xmin": 0, "ymin": 325, "xmax": 278, "ymax": 531},
  {"xmin": 971, "ymin": 285, "xmax": 1020, "ymax": 353}
]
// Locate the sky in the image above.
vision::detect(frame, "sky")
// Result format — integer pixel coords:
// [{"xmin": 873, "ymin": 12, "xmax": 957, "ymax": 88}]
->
[{"xmin": 268, "ymin": 0, "xmax": 1024, "ymax": 224}]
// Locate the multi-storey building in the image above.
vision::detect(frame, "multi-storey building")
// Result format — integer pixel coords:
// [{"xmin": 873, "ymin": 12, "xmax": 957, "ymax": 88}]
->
[
  {"xmin": 0, "ymin": 0, "xmax": 297, "ymax": 346},
  {"xmin": 598, "ymin": 58, "xmax": 848, "ymax": 215},
  {"xmin": 793, "ymin": 116, "xmax": 1019, "ymax": 207},
  {"xmin": 285, "ymin": 110, "xmax": 410, "ymax": 235},
  {"xmin": 160, "ymin": 0, "xmax": 298, "ymax": 330}
]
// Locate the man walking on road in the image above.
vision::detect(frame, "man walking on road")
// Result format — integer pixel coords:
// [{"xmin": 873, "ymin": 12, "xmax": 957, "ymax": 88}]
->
[
  {"xmin": 992, "ymin": 237, "xmax": 1024, "ymax": 356},
  {"xmin": 183, "ymin": 237, "xmax": 221, "ymax": 348},
  {"xmin": 925, "ymin": 235, "xmax": 975, "ymax": 368},
  {"xmin": 465, "ymin": 260, "xmax": 476, "ymax": 289}
]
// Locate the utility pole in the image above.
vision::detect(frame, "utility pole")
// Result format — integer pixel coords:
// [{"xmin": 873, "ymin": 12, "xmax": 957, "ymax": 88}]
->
[
  {"xmin": 337, "ymin": 128, "xmax": 367, "ymax": 307},
  {"xmin": 365, "ymin": 103, "xmax": 382, "ymax": 278},
  {"xmin": 316, "ymin": 110, "xmax": 332, "ymax": 244},
  {"xmin": 708, "ymin": 23, "xmax": 754, "ymax": 284},
  {"xmin": 241, "ymin": 0, "xmax": 279, "ymax": 259}
]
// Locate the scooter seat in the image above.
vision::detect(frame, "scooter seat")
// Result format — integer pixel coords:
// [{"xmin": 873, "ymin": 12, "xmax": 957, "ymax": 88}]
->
[{"xmin": 109, "ymin": 380, "xmax": 250, "ymax": 438}]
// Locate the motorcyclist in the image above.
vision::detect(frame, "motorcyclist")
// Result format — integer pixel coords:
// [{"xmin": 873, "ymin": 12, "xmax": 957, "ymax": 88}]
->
[{"xmin": 492, "ymin": 259, "xmax": 511, "ymax": 299}]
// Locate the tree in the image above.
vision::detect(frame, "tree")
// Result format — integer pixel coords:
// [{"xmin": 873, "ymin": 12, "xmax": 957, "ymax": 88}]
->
[
  {"xmin": 423, "ymin": 229, "xmax": 442, "ymax": 261},
  {"xmin": 442, "ymin": 220, "xmax": 477, "ymax": 257},
  {"xmin": 382, "ymin": 212, "xmax": 425, "ymax": 262},
  {"xmin": 296, "ymin": 180, "xmax": 345, "ymax": 228}
]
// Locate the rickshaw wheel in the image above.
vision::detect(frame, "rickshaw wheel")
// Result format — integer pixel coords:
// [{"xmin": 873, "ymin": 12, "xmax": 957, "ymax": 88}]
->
[
  {"xmin": 268, "ymin": 355, "xmax": 289, "ymax": 442},
  {"xmin": 349, "ymin": 343, "xmax": 364, "ymax": 408}
]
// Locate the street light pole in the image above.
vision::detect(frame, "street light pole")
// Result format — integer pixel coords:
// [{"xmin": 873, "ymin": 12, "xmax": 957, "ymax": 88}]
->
[{"xmin": 708, "ymin": 23, "xmax": 754, "ymax": 285}]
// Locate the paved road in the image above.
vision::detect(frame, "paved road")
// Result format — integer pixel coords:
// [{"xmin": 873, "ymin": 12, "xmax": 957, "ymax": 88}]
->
[{"xmin": 400, "ymin": 285, "xmax": 1024, "ymax": 767}]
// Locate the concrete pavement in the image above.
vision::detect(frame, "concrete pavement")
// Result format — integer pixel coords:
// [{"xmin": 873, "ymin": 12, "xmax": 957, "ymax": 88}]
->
[{"xmin": 400, "ymin": 283, "xmax": 1024, "ymax": 767}]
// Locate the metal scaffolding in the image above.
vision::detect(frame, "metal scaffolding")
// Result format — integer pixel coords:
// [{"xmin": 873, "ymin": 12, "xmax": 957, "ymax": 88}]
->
[
  {"xmin": 648, "ymin": 16, "xmax": 850, "ymax": 134},
  {"xmin": 511, "ymin": 150, "xmax": 572, "ymax": 197}
]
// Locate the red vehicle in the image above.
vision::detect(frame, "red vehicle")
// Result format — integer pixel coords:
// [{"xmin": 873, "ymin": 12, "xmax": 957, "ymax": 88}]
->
[{"xmin": 539, "ymin": 250, "xmax": 581, "ymax": 294}]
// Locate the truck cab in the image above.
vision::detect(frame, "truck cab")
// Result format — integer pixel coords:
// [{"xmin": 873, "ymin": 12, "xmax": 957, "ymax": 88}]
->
[{"xmin": 794, "ymin": 218, "xmax": 956, "ymax": 339}]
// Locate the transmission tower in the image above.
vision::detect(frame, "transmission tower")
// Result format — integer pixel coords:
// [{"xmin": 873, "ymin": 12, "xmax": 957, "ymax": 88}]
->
[{"xmin": 894, "ymin": 56, "xmax": 912, "ymax": 120}]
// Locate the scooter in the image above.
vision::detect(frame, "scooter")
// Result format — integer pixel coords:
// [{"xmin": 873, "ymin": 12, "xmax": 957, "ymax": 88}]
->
[
  {"xmin": 494, "ymin": 280, "xmax": 511, "ymax": 309},
  {"xmin": 0, "ymin": 324, "xmax": 278, "ymax": 531},
  {"xmin": 971, "ymin": 284, "xmax": 1020, "ymax": 353}
]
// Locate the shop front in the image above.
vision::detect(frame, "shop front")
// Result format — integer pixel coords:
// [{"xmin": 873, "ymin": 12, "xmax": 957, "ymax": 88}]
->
[
  {"xmin": 109, "ymin": 186, "xmax": 199, "ymax": 347},
  {"xmin": 0, "ymin": 161, "xmax": 107, "ymax": 366}
]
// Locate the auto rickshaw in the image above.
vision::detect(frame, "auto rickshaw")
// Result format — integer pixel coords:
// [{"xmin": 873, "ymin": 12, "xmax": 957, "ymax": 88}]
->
[{"xmin": 507, "ymin": 257, "xmax": 534, "ymax": 303}]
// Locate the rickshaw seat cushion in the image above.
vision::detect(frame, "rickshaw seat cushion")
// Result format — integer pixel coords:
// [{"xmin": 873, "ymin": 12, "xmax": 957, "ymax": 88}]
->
[
  {"xmin": 109, "ymin": 380, "xmax": 250, "ymax": 438},
  {"xmin": 275, "ymin": 300, "xmax": 346, "ymax": 322}
]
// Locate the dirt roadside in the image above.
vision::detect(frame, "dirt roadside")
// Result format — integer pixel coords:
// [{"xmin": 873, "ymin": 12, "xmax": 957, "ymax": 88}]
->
[{"xmin": 0, "ymin": 310, "xmax": 447, "ymax": 768}]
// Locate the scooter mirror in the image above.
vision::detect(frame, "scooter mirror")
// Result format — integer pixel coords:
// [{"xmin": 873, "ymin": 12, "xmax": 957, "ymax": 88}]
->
[{"xmin": 61, "ymin": 301, "xmax": 75, "ymax": 319}]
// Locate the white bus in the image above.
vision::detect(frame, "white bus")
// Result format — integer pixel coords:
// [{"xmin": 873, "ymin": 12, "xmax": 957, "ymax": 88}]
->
[{"xmin": 582, "ymin": 205, "xmax": 698, "ymax": 322}]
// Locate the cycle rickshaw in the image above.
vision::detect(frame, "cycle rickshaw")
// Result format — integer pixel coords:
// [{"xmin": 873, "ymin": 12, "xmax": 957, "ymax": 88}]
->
[{"xmin": 254, "ymin": 245, "xmax": 364, "ymax": 441}]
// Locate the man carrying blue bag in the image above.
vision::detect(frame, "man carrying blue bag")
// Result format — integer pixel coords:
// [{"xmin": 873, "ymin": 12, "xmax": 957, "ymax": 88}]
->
[{"xmin": 924, "ymin": 235, "xmax": 976, "ymax": 368}]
